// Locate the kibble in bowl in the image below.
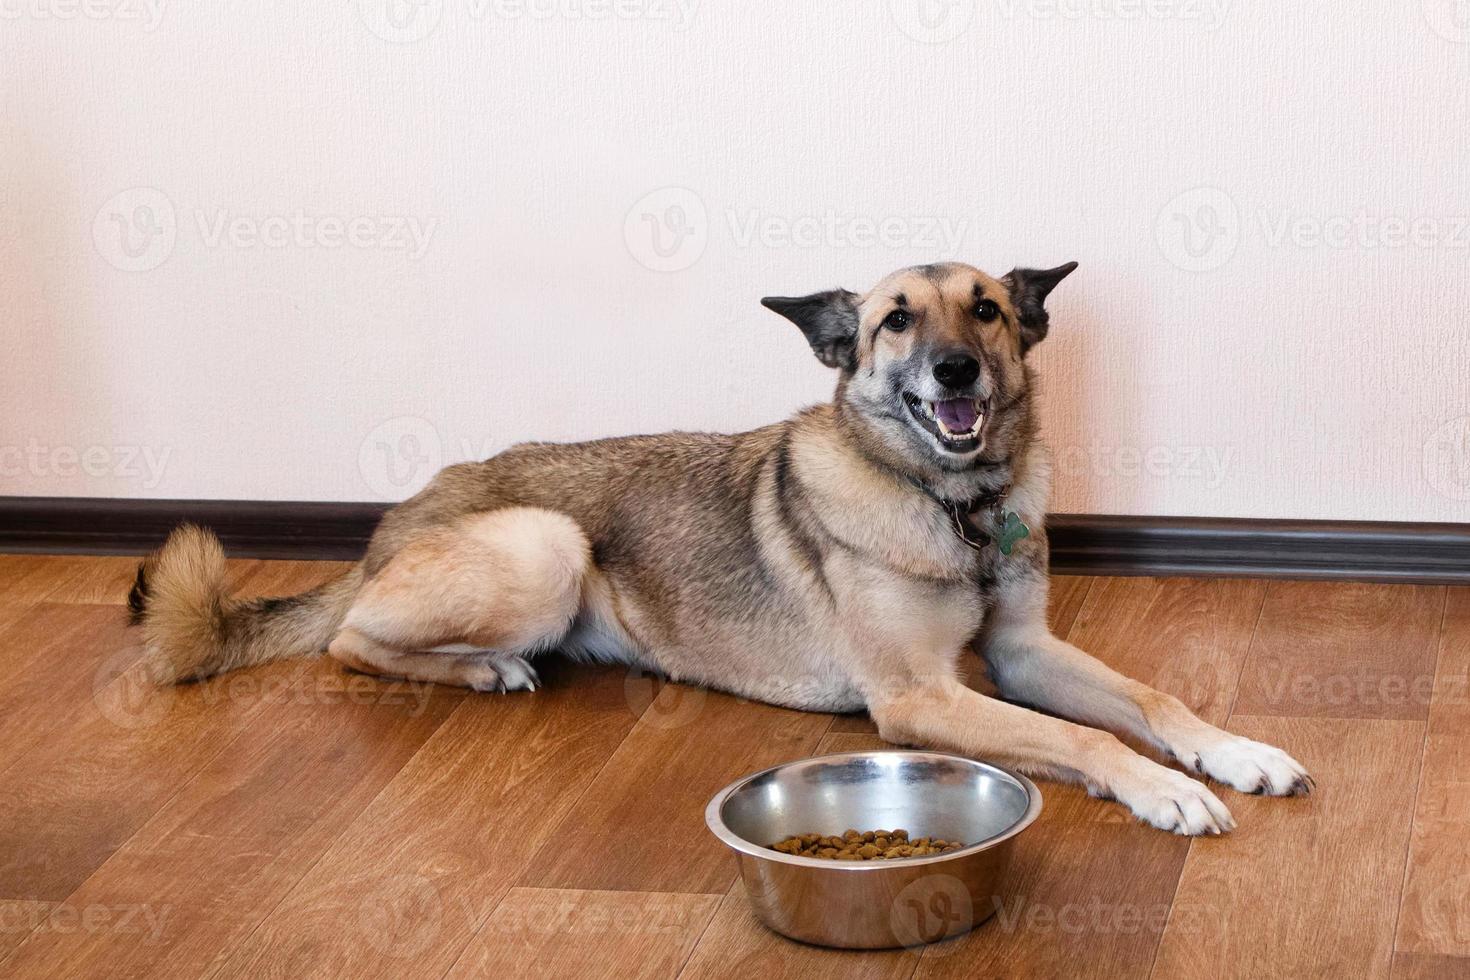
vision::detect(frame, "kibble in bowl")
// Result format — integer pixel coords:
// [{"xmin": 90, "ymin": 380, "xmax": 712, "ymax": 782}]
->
[
  {"xmin": 769, "ymin": 828, "xmax": 964, "ymax": 860},
  {"xmin": 706, "ymin": 750, "xmax": 1041, "ymax": 949}
]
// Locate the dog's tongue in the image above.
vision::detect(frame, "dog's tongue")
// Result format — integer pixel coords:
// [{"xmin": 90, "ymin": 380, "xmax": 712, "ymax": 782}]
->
[{"xmin": 935, "ymin": 398, "xmax": 978, "ymax": 433}]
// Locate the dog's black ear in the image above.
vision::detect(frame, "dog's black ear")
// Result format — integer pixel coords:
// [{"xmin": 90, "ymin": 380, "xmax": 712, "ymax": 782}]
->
[
  {"xmin": 1003, "ymin": 262, "xmax": 1078, "ymax": 353},
  {"xmin": 760, "ymin": 290, "xmax": 861, "ymax": 371}
]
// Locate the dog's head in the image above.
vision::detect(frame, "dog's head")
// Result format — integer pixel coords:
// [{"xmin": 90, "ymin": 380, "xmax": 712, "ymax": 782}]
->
[{"xmin": 762, "ymin": 261, "xmax": 1076, "ymax": 480}]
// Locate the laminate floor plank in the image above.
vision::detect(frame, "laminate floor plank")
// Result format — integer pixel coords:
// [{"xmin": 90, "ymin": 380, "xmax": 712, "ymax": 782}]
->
[{"xmin": 212, "ymin": 661, "xmax": 645, "ymax": 980}]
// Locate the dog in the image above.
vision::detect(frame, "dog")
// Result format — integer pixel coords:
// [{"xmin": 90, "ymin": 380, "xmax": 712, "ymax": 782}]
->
[{"xmin": 127, "ymin": 260, "xmax": 1310, "ymax": 835}]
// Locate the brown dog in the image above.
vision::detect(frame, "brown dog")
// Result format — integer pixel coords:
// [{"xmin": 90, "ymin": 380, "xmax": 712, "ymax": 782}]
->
[{"xmin": 129, "ymin": 261, "xmax": 1310, "ymax": 834}]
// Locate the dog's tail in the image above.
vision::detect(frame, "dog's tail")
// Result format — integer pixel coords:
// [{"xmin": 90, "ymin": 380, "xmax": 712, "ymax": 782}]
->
[{"xmin": 127, "ymin": 524, "xmax": 364, "ymax": 684}]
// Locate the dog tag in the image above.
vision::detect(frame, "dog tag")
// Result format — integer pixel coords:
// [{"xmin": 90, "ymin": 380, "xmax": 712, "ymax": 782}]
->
[{"xmin": 997, "ymin": 510, "xmax": 1030, "ymax": 555}]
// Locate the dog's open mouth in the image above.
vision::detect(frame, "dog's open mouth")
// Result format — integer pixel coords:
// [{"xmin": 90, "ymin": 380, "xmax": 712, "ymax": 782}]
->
[{"xmin": 903, "ymin": 393, "xmax": 987, "ymax": 452}]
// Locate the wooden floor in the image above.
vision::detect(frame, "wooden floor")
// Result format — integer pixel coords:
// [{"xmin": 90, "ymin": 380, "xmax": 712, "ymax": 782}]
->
[{"xmin": 0, "ymin": 555, "xmax": 1465, "ymax": 979}]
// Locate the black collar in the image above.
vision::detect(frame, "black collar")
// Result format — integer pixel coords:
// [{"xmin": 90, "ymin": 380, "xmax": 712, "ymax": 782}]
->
[{"xmin": 905, "ymin": 475, "xmax": 1011, "ymax": 551}]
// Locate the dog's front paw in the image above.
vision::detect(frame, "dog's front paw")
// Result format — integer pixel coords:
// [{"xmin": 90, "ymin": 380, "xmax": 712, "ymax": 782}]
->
[
  {"xmin": 1108, "ymin": 762, "xmax": 1236, "ymax": 836},
  {"xmin": 1186, "ymin": 736, "xmax": 1313, "ymax": 797}
]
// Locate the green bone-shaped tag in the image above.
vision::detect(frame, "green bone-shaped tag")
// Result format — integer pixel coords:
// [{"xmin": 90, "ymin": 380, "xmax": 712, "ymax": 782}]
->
[{"xmin": 997, "ymin": 510, "xmax": 1030, "ymax": 556}]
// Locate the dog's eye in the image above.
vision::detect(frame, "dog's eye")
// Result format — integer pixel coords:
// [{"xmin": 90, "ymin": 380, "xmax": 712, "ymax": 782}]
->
[
  {"xmin": 974, "ymin": 299, "xmax": 1000, "ymax": 323},
  {"xmin": 882, "ymin": 309, "xmax": 911, "ymax": 332}
]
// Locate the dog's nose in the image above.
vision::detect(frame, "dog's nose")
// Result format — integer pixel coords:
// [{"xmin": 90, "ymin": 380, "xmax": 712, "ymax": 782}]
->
[{"xmin": 932, "ymin": 354, "xmax": 980, "ymax": 390}]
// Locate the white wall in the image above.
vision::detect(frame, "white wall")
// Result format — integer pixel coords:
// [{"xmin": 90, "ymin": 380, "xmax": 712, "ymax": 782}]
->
[{"xmin": 2, "ymin": 0, "xmax": 1468, "ymax": 521}]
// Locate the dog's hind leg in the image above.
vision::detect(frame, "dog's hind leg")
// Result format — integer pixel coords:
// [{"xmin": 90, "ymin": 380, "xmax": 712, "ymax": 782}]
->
[
  {"xmin": 327, "ymin": 507, "xmax": 589, "ymax": 692},
  {"xmin": 331, "ymin": 629, "xmax": 541, "ymax": 692}
]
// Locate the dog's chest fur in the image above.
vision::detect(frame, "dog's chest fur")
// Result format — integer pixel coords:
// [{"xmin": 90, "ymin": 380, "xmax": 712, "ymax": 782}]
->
[{"xmin": 620, "ymin": 422, "xmax": 1043, "ymax": 712}]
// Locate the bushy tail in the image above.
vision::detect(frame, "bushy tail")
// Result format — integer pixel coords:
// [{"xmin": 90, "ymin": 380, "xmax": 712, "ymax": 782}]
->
[{"xmin": 127, "ymin": 524, "xmax": 364, "ymax": 684}]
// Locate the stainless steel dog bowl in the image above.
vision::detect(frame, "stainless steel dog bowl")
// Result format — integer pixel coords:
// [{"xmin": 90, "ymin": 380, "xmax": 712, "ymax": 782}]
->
[{"xmin": 705, "ymin": 750, "xmax": 1041, "ymax": 949}]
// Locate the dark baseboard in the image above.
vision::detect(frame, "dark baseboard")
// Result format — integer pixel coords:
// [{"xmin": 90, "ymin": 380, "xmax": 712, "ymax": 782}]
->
[
  {"xmin": 1, "ymin": 497, "xmax": 1467, "ymax": 583},
  {"xmin": 1045, "ymin": 515, "xmax": 1470, "ymax": 584},
  {"xmin": 0, "ymin": 497, "xmax": 389, "ymax": 562}
]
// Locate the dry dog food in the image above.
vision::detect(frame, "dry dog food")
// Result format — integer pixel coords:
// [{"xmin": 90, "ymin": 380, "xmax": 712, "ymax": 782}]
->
[{"xmin": 769, "ymin": 828, "xmax": 963, "ymax": 860}]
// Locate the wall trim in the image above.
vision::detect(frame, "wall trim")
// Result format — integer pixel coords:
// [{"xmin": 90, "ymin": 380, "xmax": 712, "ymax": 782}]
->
[{"xmin": 1, "ymin": 497, "xmax": 1467, "ymax": 583}]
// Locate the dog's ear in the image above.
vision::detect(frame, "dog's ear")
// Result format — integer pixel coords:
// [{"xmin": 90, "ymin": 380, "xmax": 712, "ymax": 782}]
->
[
  {"xmin": 760, "ymin": 290, "xmax": 861, "ymax": 371},
  {"xmin": 1002, "ymin": 262, "xmax": 1078, "ymax": 353}
]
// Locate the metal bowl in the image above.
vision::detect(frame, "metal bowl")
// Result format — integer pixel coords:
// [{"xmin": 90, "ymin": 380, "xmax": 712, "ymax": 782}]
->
[{"xmin": 705, "ymin": 750, "xmax": 1041, "ymax": 949}]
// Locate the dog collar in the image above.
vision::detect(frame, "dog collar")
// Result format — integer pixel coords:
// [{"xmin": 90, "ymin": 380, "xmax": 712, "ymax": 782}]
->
[{"xmin": 907, "ymin": 478, "xmax": 1030, "ymax": 555}]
